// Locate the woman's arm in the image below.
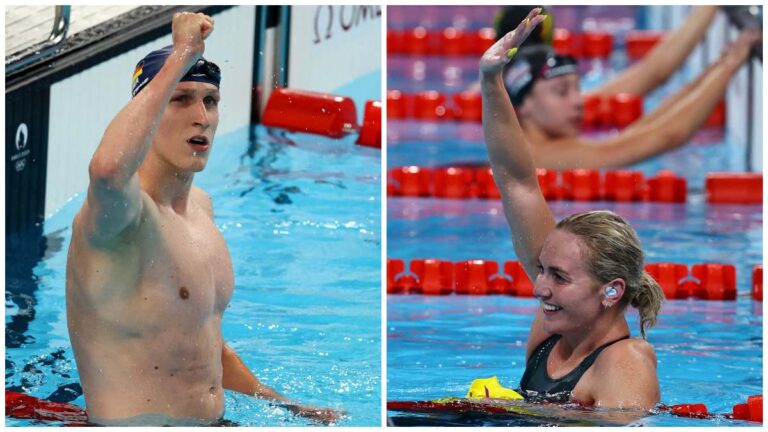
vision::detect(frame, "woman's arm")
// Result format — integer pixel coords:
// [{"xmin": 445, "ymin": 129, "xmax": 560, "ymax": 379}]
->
[
  {"xmin": 589, "ymin": 6, "xmax": 718, "ymax": 98},
  {"xmin": 221, "ymin": 343, "xmax": 344, "ymax": 424},
  {"xmin": 534, "ymin": 30, "xmax": 760, "ymax": 170},
  {"xmin": 480, "ymin": 8, "xmax": 556, "ymax": 279}
]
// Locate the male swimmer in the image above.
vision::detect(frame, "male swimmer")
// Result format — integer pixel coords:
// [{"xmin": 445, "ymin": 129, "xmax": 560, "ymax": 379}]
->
[
  {"xmin": 493, "ymin": 6, "xmax": 761, "ymax": 169},
  {"xmin": 66, "ymin": 12, "xmax": 341, "ymax": 425}
]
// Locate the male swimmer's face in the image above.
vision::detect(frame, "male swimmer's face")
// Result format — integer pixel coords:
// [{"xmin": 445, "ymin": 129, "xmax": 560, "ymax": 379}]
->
[
  {"xmin": 153, "ymin": 81, "xmax": 220, "ymax": 172},
  {"xmin": 520, "ymin": 74, "xmax": 582, "ymax": 138},
  {"xmin": 534, "ymin": 230, "xmax": 604, "ymax": 335}
]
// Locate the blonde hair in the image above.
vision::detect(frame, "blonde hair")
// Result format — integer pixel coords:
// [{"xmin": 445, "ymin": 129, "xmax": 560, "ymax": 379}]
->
[{"xmin": 556, "ymin": 210, "xmax": 664, "ymax": 339}]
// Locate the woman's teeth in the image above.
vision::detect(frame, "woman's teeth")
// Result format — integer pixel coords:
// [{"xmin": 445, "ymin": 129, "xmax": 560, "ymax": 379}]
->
[{"xmin": 542, "ymin": 302, "xmax": 562, "ymax": 311}]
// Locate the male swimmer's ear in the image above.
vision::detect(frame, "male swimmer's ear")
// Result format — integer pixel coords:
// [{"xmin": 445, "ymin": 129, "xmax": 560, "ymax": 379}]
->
[
  {"xmin": 604, "ymin": 285, "xmax": 619, "ymax": 299},
  {"xmin": 506, "ymin": 47, "xmax": 518, "ymax": 58}
]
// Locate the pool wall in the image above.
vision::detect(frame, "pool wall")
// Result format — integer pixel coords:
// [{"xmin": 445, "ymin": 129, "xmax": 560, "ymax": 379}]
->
[{"xmin": 45, "ymin": 6, "xmax": 256, "ymax": 221}]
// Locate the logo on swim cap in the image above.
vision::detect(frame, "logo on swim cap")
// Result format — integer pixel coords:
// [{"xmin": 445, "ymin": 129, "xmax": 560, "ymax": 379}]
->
[{"xmin": 132, "ymin": 61, "xmax": 144, "ymax": 89}]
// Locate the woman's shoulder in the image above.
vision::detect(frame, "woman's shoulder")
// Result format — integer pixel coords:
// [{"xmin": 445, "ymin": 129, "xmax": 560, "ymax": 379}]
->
[{"xmin": 595, "ymin": 337, "xmax": 658, "ymax": 373}]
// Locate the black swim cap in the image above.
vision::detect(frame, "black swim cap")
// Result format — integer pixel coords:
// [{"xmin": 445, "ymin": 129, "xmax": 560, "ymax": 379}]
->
[
  {"xmin": 503, "ymin": 45, "xmax": 578, "ymax": 106},
  {"xmin": 131, "ymin": 45, "xmax": 221, "ymax": 97},
  {"xmin": 494, "ymin": 6, "xmax": 554, "ymax": 47}
]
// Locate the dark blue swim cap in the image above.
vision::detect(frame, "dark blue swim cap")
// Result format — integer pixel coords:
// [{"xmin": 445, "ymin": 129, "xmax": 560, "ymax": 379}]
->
[
  {"xmin": 503, "ymin": 45, "xmax": 578, "ymax": 106},
  {"xmin": 131, "ymin": 45, "xmax": 221, "ymax": 97}
]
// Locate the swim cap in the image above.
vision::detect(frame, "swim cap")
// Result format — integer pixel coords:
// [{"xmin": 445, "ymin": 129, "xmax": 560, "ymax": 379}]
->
[
  {"xmin": 131, "ymin": 45, "xmax": 221, "ymax": 97},
  {"xmin": 494, "ymin": 6, "xmax": 554, "ymax": 47},
  {"xmin": 503, "ymin": 45, "xmax": 578, "ymax": 106}
]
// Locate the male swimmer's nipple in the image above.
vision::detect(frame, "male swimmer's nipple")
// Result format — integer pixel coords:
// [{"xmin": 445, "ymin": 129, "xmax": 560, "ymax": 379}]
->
[{"xmin": 179, "ymin": 286, "xmax": 189, "ymax": 300}]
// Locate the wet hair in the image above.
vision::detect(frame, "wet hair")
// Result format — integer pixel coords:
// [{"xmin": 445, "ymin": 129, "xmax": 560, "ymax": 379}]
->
[
  {"xmin": 503, "ymin": 45, "xmax": 578, "ymax": 106},
  {"xmin": 493, "ymin": 5, "xmax": 554, "ymax": 47},
  {"xmin": 556, "ymin": 210, "xmax": 665, "ymax": 339}
]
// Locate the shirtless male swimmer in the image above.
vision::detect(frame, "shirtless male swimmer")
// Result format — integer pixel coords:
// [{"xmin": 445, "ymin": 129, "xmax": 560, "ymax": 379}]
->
[{"xmin": 66, "ymin": 12, "xmax": 341, "ymax": 426}]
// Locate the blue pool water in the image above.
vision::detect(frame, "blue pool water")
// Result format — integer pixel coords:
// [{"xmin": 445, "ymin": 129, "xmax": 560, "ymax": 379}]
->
[
  {"xmin": 5, "ymin": 122, "xmax": 381, "ymax": 426},
  {"xmin": 386, "ymin": 6, "xmax": 762, "ymax": 426}
]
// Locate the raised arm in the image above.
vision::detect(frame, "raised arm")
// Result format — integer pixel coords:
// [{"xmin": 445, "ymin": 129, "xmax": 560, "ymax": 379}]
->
[
  {"xmin": 537, "ymin": 29, "xmax": 760, "ymax": 170},
  {"xmin": 590, "ymin": 6, "xmax": 718, "ymax": 98},
  {"xmin": 480, "ymin": 8, "xmax": 556, "ymax": 278},
  {"xmin": 221, "ymin": 344, "xmax": 344, "ymax": 424},
  {"xmin": 79, "ymin": 12, "xmax": 214, "ymax": 245}
]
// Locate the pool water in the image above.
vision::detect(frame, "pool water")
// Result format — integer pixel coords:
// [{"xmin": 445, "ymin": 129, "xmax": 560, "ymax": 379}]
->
[
  {"xmin": 5, "ymin": 124, "xmax": 381, "ymax": 426},
  {"xmin": 386, "ymin": 6, "xmax": 762, "ymax": 426}
]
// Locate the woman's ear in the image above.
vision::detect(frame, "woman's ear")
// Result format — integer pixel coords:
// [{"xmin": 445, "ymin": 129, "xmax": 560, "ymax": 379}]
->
[{"xmin": 602, "ymin": 278, "xmax": 626, "ymax": 308}]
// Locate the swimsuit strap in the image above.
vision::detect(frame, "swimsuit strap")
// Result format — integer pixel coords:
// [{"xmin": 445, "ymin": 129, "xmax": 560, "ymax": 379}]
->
[{"xmin": 518, "ymin": 334, "xmax": 631, "ymax": 403}]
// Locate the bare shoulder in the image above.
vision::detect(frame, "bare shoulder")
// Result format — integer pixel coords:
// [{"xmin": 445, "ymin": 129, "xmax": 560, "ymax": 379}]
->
[
  {"xmin": 597, "ymin": 337, "xmax": 657, "ymax": 371},
  {"xmin": 588, "ymin": 337, "xmax": 660, "ymax": 408},
  {"xmin": 191, "ymin": 185, "xmax": 214, "ymax": 217}
]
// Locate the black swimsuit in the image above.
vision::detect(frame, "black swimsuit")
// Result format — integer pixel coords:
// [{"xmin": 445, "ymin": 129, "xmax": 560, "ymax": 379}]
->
[{"xmin": 518, "ymin": 334, "xmax": 630, "ymax": 403}]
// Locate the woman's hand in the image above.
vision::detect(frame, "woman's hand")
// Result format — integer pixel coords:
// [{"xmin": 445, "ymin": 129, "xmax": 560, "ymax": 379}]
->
[{"xmin": 480, "ymin": 7, "xmax": 546, "ymax": 77}]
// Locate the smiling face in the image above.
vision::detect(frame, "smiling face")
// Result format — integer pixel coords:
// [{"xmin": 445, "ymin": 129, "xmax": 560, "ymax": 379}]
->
[
  {"xmin": 519, "ymin": 74, "xmax": 582, "ymax": 138},
  {"xmin": 534, "ymin": 229, "xmax": 604, "ymax": 336},
  {"xmin": 151, "ymin": 81, "xmax": 220, "ymax": 173}
]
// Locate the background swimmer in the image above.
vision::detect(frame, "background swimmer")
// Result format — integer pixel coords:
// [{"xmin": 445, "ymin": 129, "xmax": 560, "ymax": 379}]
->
[
  {"xmin": 496, "ymin": 6, "xmax": 761, "ymax": 169},
  {"xmin": 480, "ymin": 8, "xmax": 663, "ymax": 410},
  {"xmin": 65, "ymin": 11, "xmax": 340, "ymax": 425}
]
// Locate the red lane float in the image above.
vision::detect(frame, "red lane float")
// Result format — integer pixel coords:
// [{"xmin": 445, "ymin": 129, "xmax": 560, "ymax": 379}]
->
[
  {"xmin": 647, "ymin": 170, "xmax": 687, "ymax": 203},
  {"xmin": 412, "ymin": 259, "xmax": 454, "ymax": 295},
  {"xmin": 691, "ymin": 263, "xmax": 736, "ymax": 300},
  {"xmin": 390, "ymin": 166, "xmax": 432, "ymax": 197},
  {"xmin": 475, "ymin": 167, "xmax": 500, "ymax": 199},
  {"xmin": 705, "ymin": 100, "xmax": 726, "ymax": 128},
  {"xmin": 552, "ymin": 28, "xmax": 582, "ymax": 57},
  {"xmin": 433, "ymin": 167, "xmax": 475, "ymax": 199},
  {"xmin": 390, "ymin": 166, "xmax": 693, "ymax": 203},
  {"xmin": 6, "ymin": 390, "xmax": 88, "ymax": 426},
  {"xmin": 582, "ymin": 32, "xmax": 613, "ymax": 59},
  {"xmin": 645, "ymin": 263, "xmax": 689, "ymax": 299},
  {"xmin": 562, "ymin": 169, "xmax": 601, "ymax": 201},
  {"xmin": 504, "ymin": 261, "xmax": 534, "ymax": 297},
  {"xmin": 610, "ymin": 93, "xmax": 644, "ymax": 127},
  {"xmin": 388, "ymin": 259, "xmax": 406, "ymax": 294},
  {"xmin": 604, "ymin": 171, "xmax": 644, "ymax": 202},
  {"xmin": 730, "ymin": 395, "xmax": 762, "ymax": 422},
  {"xmin": 356, "ymin": 100, "xmax": 382, "ymax": 148},
  {"xmin": 262, "ymin": 88, "xmax": 358, "ymax": 138},
  {"xmin": 414, "ymin": 91, "xmax": 450, "ymax": 120},
  {"xmin": 387, "ymin": 90, "xmax": 410, "ymax": 119},
  {"xmin": 455, "ymin": 260, "xmax": 500, "ymax": 295},
  {"xmin": 391, "ymin": 259, "xmax": 755, "ymax": 301},
  {"xmin": 752, "ymin": 265, "xmax": 762, "ymax": 301},
  {"xmin": 402, "ymin": 27, "xmax": 431, "ymax": 56},
  {"xmin": 452, "ymin": 92, "xmax": 482, "ymax": 122},
  {"xmin": 626, "ymin": 31, "xmax": 665, "ymax": 61},
  {"xmin": 705, "ymin": 172, "xmax": 762, "ymax": 204},
  {"xmin": 388, "ymin": 29, "xmax": 405, "ymax": 55}
]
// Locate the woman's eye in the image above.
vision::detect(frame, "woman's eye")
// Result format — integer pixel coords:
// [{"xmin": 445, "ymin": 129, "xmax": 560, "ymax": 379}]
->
[
  {"xmin": 536, "ymin": 264, "xmax": 544, "ymax": 274},
  {"xmin": 204, "ymin": 96, "xmax": 219, "ymax": 107}
]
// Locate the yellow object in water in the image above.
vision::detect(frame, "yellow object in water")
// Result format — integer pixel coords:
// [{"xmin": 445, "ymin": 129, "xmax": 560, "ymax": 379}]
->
[{"xmin": 466, "ymin": 376, "xmax": 524, "ymax": 400}]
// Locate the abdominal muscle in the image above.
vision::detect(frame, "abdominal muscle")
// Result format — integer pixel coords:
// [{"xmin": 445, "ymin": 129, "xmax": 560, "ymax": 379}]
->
[{"xmin": 71, "ymin": 316, "xmax": 226, "ymax": 425}]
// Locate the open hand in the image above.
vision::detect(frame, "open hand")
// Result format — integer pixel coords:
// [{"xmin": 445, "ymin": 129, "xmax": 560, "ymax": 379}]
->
[
  {"xmin": 172, "ymin": 12, "xmax": 215, "ymax": 56},
  {"xmin": 480, "ymin": 8, "xmax": 546, "ymax": 77},
  {"xmin": 285, "ymin": 403, "xmax": 347, "ymax": 425}
]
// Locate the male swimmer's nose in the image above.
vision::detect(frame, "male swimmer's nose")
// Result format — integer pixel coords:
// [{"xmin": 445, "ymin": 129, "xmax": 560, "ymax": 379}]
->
[{"xmin": 193, "ymin": 100, "xmax": 210, "ymax": 129}]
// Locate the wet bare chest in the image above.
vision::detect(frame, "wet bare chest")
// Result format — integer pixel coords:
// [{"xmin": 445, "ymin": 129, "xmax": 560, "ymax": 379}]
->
[{"xmin": 135, "ymin": 210, "xmax": 234, "ymax": 322}]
